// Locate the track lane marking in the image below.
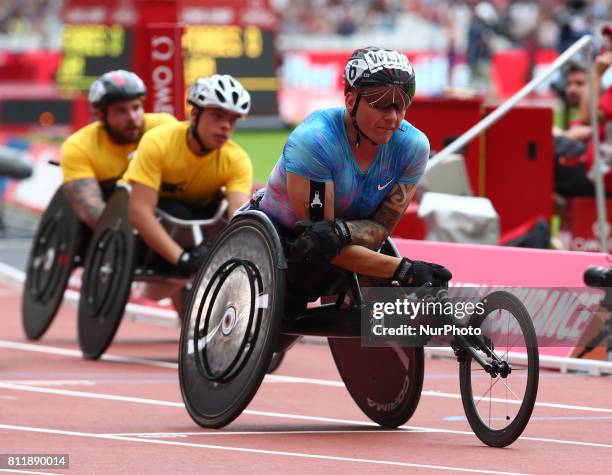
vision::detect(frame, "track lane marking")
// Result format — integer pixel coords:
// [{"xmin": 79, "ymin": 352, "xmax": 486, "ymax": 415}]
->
[
  {"xmin": 0, "ymin": 423, "xmax": 528, "ymax": 475},
  {"xmin": 1, "ymin": 382, "xmax": 611, "ymax": 449},
  {"xmin": 99, "ymin": 429, "xmax": 436, "ymax": 437},
  {"xmin": 0, "ymin": 340, "xmax": 176, "ymax": 369},
  {"xmin": 2, "ymin": 339, "xmax": 612, "ymax": 415}
]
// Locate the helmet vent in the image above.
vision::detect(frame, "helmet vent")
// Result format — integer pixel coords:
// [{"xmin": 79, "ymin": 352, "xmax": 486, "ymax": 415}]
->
[
  {"xmin": 215, "ymin": 90, "xmax": 227, "ymax": 103},
  {"xmin": 232, "ymin": 91, "xmax": 239, "ymax": 104}
]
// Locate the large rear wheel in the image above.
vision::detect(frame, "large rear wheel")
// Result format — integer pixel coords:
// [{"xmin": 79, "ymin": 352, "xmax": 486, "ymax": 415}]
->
[
  {"xmin": 22, "ymin": 189, "xmax": 82, "ymax": 339},
  {"xmin": 179, "ymin": 213, "xmax": 286, "ymax": 428}
]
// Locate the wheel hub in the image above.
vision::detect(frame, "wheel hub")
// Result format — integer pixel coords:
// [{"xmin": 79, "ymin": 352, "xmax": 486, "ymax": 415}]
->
[
  {"xmin": 221, "ymin": 306, "xmax": 237, "ymax": 336},
  {"xmin": 43, "ymin": 247, "xmax": 56, "ymax": 272}
]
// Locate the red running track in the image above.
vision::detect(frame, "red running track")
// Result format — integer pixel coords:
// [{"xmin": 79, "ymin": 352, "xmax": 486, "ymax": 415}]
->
[{"xmin": 1, "ymin": 280, "xmax": 611, "ymax": 474}]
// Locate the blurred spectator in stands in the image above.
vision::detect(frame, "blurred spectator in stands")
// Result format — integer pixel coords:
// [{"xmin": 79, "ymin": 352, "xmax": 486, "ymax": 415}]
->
[
  {"xmin": 553, "ymin": 61, "xmax": 594, "ymax": 197},
  {"xmin": 362, "ymin": 0, "xmax": 396, "ymax": 33},
  {"xmin": 578, "ymin": 25, "xmax": 612, "ymax": 192},
  {"xmin": 556, "ymin": 0, "xmax": 591, "ymax": 53},
  {"xmin": 0, "ymin": 0, "xmax": 62, "ymax": 50},
  {"xmin": 466, "ymin": 1, "xmax": 497, "ymax": 94},
  {"xmin": 554, "ymin": 61, "xmax": 590, "ymax": 130}
]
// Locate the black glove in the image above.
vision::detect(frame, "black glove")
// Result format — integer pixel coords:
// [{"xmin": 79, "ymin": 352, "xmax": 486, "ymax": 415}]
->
[
  {"xmin": 392, "ymin": 257, "xmax": 452, "ymax": 287},
  {"xmin": 290, "ymin": 219, "xmax": 352, "ymax": 261},
  {"xmin": 176, "ymin": 241, "xmax": 210, "ymax": 276}
]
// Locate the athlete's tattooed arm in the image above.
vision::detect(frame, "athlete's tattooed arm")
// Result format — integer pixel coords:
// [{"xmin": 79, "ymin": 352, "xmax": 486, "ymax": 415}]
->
[
  {"xmin": 346, "ymin": 183, "xmax": 416, "ymax": 250},
  {"xmin": 62, "ymin": 178, "xmax": 105, "ymax": 229}
]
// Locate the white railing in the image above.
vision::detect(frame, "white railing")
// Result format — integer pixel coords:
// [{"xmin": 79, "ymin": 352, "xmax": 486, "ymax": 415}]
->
[{"xmin": 430, "ymin": 35, "xmax": 607, "ymax": 252}]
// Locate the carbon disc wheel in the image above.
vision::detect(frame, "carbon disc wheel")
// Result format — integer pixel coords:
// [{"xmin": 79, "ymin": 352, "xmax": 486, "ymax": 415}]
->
[
  {"xmin": 78, "ymin": 188, "xmax": 135, "ymax": 359},
  {"xmin": 179, "ymin": 212, "xmax": 285, "ymax": 428},
  {"xmin": 22, "ymin": 188, "xmax": 82, "ymax": 339},
  {"xmin": 329, "ymin": 338, "xmax": 424, "ymax": 427}
]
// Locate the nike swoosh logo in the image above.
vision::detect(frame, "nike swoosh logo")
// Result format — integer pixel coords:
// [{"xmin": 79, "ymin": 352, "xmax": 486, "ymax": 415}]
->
[{"xmin": 377, "ymin": 179, "xmax": 394, "ymax": 191}]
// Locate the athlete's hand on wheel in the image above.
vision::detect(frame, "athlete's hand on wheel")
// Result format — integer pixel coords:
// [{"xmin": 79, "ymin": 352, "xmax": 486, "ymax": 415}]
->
[
  {"xmin": 290, "ymin": 219, "xmax": 352, "ymax": 261},
  {"xmin": 176, "ymin": 241, "xmax": 210, "ymax": 276},
  {"xmin": 393, "ymin": 257, "xmax": 452, "ymax": 288}
]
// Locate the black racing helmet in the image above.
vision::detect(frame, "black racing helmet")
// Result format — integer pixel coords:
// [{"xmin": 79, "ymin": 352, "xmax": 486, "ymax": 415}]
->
[
  {"xmin": 88, "ymin": 70, "xmax": 147, "ymax": 110},
  {"xmin": 343, "ymin": 47, "xmax": 416, "ymax": 104}
]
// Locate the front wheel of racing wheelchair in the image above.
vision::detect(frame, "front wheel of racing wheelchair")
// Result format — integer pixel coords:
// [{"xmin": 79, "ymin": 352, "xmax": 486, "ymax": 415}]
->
[
  {"xmin": 178, "ymin": 210, "xmax": 425, "ymax": 429},
  {"xmin": 458, "ymin": 290, "xmax": 539, "ymax": 447}
]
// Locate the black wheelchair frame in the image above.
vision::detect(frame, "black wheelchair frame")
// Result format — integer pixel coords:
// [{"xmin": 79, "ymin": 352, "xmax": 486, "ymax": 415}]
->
[{"xmin": 178, "ymin": 209, "xmax": 539, "ymax": 447}]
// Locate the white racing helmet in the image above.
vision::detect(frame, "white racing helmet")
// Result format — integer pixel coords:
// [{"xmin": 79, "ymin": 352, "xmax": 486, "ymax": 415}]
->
[{"xmin": 187, "ymin": 74, "xmax": 251, "ymax": 115}]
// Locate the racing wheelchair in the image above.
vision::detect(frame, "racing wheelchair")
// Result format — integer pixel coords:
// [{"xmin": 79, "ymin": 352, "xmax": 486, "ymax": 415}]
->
[
  {"xmin": 22, "ymin": 188, "xmax": 88, "ymax": 340},
  {"xmin": 76, "ymin": 185, "xmax": 228, "ymax": 360},
  {"xmin": 178, "ymin": 209, "xmax": 540, "ymax": 448}
]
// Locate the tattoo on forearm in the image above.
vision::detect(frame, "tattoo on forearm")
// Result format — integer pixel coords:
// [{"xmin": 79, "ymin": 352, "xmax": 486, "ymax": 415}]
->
[
  {"xmin": 372, "ymin": 183, "xmax": 413, "ymax": 231},
  {"xmin": 63, "ymin": 178, "xmax": 105, "ymax": 229},
  {"xmin": 346, "ymin": 220, "xmax": 388, "ymax": 250},
  {"xmin": 345, "ymin": 183, "xmax": 415, "ymax": 250}
]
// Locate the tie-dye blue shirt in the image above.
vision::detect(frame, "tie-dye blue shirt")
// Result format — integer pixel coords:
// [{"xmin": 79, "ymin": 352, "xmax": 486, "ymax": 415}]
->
[{"xmin": 259, "ymin": 107, "xmax": 429, "ymax": 229}]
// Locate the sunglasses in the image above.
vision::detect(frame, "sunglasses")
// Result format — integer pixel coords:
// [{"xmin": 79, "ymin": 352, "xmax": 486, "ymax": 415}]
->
[{"xmin": 359, "ymin": 85, "xmax": 412, "ymax": 111}]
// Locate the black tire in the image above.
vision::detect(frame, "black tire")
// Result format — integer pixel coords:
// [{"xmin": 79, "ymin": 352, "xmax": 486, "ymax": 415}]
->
[
  {"xmin": 459, "ymin": 290, "xmax": 539, "ymax": 447},
  {"xmin": 78, "ymin": 188, "xmax": 135, "ymax": 359},
  {"xmin": 179, "ymin": 213, "xmax": 285, "ymax": 428},
  {"xmin": 22, "ymin": 188, "xmax": 82, "ymax": 339},
  {"xmin": 267, "ymin": 351, "xmax": 285, "ymax": 374},
  {"xmin": 329, "ymin": 338, "xmax": 424, "ymax": 427}
]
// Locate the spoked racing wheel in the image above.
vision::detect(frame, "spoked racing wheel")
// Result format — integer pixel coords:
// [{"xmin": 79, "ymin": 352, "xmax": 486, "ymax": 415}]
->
[
  {"xmin": 78, "ymin": 188, "xmax": 135, "ymax": 359},
  {"xmin": 459, "ymin": 290, "xmax": 539, "ymax": 447},
  {"xmin": 179, "ymin": 211, "xmax": 286, "ymax": 428},
  {"xmin": 22, "ymin": 188, "xmax": 83, "ymax": 339}
]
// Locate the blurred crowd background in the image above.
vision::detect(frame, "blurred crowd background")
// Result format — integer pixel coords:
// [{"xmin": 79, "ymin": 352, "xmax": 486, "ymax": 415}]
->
[
  {"xmin": 0, "ymin": 0, "xmax": 611, "ymax": 249},
  {"xmin": 277, "ymin": 0, "xmax": 610, "ymax": 52},
  {"xmin": 1, "ymin": 0, "xmax": 611, "ymax": 101},
  {"xmin": 1, "ymin": 0, "xmax": 610, "ymax": 54}
]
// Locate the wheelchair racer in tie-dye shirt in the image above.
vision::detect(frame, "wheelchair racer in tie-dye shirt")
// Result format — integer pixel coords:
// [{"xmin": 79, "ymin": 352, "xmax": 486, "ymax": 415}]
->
[{"xmin": 259, "ymin": 47, "xmax": 452, "ymax": 288}]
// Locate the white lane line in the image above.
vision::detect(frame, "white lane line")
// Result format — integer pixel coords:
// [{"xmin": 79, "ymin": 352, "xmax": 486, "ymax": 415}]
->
[
  {"xmin": 266, "ymin": 375, "xmax": 612, "ymax": 414},
  {"xmin": 99, "ymin": 430, "xmax": 430, "ymax": 437},
  {"xmin": 0, "ymin": 261, "xmax": 26, "ymax": 282},
  {"xmin": 3, "ymin": 339, "xmax": 612, "ymax": 415},
  {"xmin": 0, "ymin": 340, "xmax": 177, "ymax": 369},
  {"xmin": 1, "ymin": 382, "xmax": 611, "ymax": 449},
  {"xmin": 0, "ymin": 380, "xmax": 95, "ymax": 387},
  {"xmin": 418, "ymin": 390, "xmax": 612, "ymax": 414},
  {"xmin": 269, "ymin": 377, "xmax": 610, "ymax": 414},
  {"xmin": 0, "ymin": 423, "xmax": 527, "ymax": 475}
]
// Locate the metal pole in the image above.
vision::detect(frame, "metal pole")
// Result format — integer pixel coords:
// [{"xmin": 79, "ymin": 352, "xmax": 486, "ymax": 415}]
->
[
  {"xmin": 430, "ymin": 35, "xmax": 594, "ymax": 165},
  {"xmin": 586, "ymin": 42, "xmax": 607, "ymax": 253}
]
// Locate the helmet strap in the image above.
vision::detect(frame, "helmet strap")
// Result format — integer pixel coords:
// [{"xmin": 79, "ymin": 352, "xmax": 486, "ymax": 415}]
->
[
  {"xmin": 190, "ymin": 108, "xmax": 212, "ymax": 155},
  {"xmin": 350, "ymin": 92, "xmax": 378, "ymax": 148}
]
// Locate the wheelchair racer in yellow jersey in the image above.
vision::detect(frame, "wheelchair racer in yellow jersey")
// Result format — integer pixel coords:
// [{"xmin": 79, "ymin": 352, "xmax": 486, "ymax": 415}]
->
[
  {"xmin": 60, "ymin": 70, "xmax": 176, "ymax": 228},
  {"xmin": 123, "ymin": 74, "xmax": 253, "ymax": 276}
]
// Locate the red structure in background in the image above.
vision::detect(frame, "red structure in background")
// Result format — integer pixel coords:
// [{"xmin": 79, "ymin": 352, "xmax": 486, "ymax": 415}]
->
[
  {"xmin": 132, "ymin": 1, "xmax": 184, "ymax": 119},
  {"xmin": 562, "ymin": 198, "xmax": 612, "ymax": 254},
  {"xmin": 408, "ymin": 97, "xmax": 484, "ymax": 195},
  {"xmin": 484, "ymin": 104, "xmax": 553, "ymax": 233},
  {"xmin": 398, "ymin": 98, "xmax": 554, "ymax": 239}
]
